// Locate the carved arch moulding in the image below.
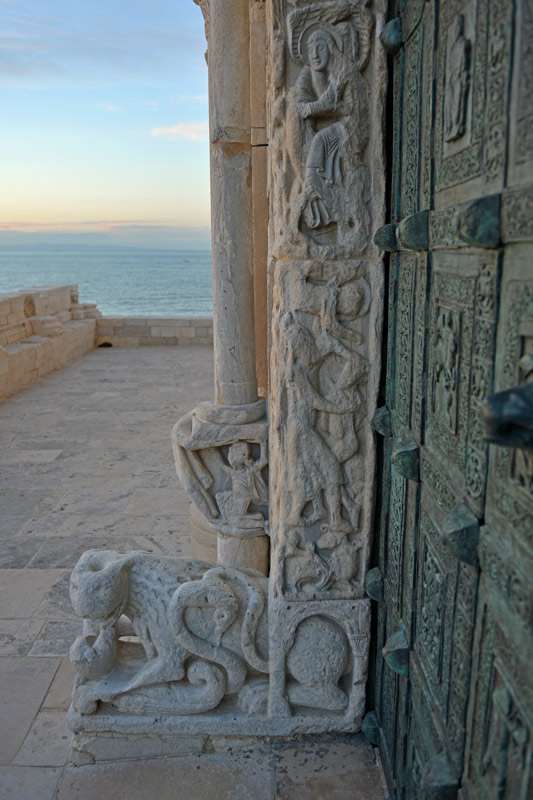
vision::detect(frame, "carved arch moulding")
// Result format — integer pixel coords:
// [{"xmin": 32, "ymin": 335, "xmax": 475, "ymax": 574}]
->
[{"xmin": 68, "ymin": 0, "xmax": 386, "ymax": 745}]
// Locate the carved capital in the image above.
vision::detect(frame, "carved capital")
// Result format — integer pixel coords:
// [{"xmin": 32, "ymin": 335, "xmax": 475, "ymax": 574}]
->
[{"xmin": 172, "ymin": 400, "xmax": 269, "ymax": 540}]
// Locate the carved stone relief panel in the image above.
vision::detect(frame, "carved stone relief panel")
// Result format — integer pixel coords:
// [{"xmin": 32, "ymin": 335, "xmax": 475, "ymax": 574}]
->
[
  {"xmin": 426, "ymin": 252, "xmax": 499, "ymax": 514},
  {"xmin": 268, "ymin": 598, "xmax": 370, "ymax": 723},
  {"xmin": 69, "ymin": 551, "xmax": 271, "ymax": 721},
  {"xmin": 269, "ymin": 258, "xmax": 382, "ymax": 601},
  {"xmin": 435, "ymin": 0, "xmax": 513, "ymax": 205},
  {"xmin": 485, "ymin": 249, "xmax": 533, "ymax": 555},
  {"xmin": 269, "ymin": 0, "xmax": 386, "ymax": 260}
]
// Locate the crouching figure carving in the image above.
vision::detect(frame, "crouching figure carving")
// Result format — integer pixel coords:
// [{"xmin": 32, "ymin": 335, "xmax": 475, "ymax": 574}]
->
[{"xmin": 69, "ymin": 550, "xmax": 270, "ymax": 716}]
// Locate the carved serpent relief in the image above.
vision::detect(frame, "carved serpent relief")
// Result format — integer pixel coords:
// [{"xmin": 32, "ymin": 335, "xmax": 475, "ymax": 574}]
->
[{"xmin": 69, "ymin": 550, "xmax": 362, "ymax": 717}]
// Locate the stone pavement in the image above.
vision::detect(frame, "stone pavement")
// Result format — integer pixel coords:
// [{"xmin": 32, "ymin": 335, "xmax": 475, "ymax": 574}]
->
[{"xmin": 0, "ymin": 346, "xmax": 386, "ymax": 799}]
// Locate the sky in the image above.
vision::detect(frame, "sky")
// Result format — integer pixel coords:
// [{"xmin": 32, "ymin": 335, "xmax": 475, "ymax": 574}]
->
[{"xmin": 0, "ymin": 0, "xmax": 211, "ymax": 249}]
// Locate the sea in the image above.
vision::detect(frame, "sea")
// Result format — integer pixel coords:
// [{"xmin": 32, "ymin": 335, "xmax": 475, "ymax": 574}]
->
[{"xmin": 0, "ymin": 247, "xmax": 213, "ymax": 317}]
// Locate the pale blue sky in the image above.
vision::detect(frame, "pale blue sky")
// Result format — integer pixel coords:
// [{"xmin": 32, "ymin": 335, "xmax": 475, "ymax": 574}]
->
[{"xmin": 0, "ymin": 0, "xmax": 211, "ymax": 249}]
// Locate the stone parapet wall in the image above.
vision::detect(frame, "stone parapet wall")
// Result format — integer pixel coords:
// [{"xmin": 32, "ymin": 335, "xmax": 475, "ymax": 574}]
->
[
  {"xmin": 96, "ymin": 317, "xmax": 213, "ymax": 346},
  {"xmin": 0, "ymin": 285, "xmax": 101, "ymax": 401}
]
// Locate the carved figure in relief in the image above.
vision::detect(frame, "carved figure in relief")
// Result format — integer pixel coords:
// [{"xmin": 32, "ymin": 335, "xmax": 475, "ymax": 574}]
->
[
  {"xmin": 215, "ymin": 441, "xmax": 268, "ymax": 529},
  {"xmin": 69, "ymin": 550, "xmax": 360, "ymax": 716},
  {"xmin": 316, "ymin": 526, "xmax": 363, "ymax": 594},
  {"xmin": 273, "ymin": 264, "xmax": 370, "ymax": 555},
  {"xmin": 433, "ymin": 309, "xmax": 459, "ymax": 430},
  {"xmin": 295, "ymin": 29, "xmax": 347, "ymax": 231},
  {"xmin": 173, "ymin": 407, "xmax": 268, "ymax": 536},
  {"xmin": 444, "ymin": 15, "xmax": 471, "ymax": 142},
  {"xmin": 281, "ymin": 308, "xmax": 365, "ymax": 532},
  {"xmin": 284, "ymin": 528, "xmax": 330, "ymax": 590},
  {"xmin": 284, "ymin": 525, "xmax": 362, "ymax": 597},
  {"xmin": 285, "ymin": 2, "xmax": 372, "ymax": 251}
]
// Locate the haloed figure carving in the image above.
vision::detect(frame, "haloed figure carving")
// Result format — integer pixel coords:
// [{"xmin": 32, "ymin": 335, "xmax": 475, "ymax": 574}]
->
[
  {"xmin": 285, "ymin": 5, "xmax": 371, "ymax": 251},
  {"xmin": 297, "ymin": 29, "xmax": 345, "ymax": 230}
]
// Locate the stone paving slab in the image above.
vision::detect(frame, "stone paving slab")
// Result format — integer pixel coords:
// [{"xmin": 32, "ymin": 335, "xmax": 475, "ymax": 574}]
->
[{"xmin": 0, "ymin": 346, "xmax": 386, "ymax": 798}]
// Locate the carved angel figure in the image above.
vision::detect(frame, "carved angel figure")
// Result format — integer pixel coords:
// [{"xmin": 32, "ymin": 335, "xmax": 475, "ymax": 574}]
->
[
  {"xmin": 216, "ymin": 441, "xmax": 268, "ymax": 529},
  {"xmin": 295, "ymin": 28, "xmax": 347, "ymax": 229},
  {"xmin": 286, "ymin": 3, "xmax": 371, "ymax": 249}
]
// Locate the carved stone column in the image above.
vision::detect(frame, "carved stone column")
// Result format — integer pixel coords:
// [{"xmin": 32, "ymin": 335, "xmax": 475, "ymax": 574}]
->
[
  {"xmin": 173, "ymin": 0, "xmax": 269, "ymax": 574},
  {"xmin": 67, "ymin": 0, "xmax": 387, "ymax": 754}
]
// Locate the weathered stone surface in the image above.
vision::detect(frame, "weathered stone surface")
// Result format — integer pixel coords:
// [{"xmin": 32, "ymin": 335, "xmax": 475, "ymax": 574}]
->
[
  {"xmin": 69, "ymin": 550, "xmax": 269, "ymax": 717},
  {"xmin": 67, "ymin": 0, "xmax": 387, "ymax": 751},
  {"xmin": 0, "ymin": 767, "xmax": 61, "ymax": 800},
  {"xmin": 0, "ymin": 657, "xmax": 59, "ymax": 765},
  {"xmin": 0, "ymin": 285, "xmax": 100, "ymax": 401}
]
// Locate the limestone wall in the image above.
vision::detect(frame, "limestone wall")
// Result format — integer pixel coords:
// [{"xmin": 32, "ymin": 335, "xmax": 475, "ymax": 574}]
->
[
  {"xmin": 96, "ymin": 317, "xmax": 213, "ymax": 347},
  {"xmin": 0, "ymin": 285, "xmax": 101, "ymax": 401}
]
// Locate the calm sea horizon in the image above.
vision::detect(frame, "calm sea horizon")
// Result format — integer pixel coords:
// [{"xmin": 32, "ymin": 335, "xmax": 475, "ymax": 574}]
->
[{"xmin": 0, "ymin": 246, "xmax": 213, "ymax": 317}]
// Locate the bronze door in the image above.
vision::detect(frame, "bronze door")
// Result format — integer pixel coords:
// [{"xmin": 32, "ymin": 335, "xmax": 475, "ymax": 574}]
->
[{"xmin": 370, "ymin": 0, "xmax": 533, "ymax": 797}]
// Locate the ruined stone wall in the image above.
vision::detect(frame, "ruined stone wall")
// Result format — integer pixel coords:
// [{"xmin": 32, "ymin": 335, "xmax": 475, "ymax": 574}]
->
[{"xmin": 0, "ymin": 285, "xmax": 100, "ymax": 401}]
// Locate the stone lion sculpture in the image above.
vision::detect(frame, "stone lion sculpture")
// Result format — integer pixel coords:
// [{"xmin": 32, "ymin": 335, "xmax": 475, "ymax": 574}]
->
[{"xmin": 69, "ymin": 549, "xmax": 354, "ymax": 717}]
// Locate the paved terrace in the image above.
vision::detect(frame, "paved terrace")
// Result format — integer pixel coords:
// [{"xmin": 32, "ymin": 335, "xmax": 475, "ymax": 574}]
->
[{"xmin": 0, "ymin": 346, "xmax": 386, "ymax": 799}]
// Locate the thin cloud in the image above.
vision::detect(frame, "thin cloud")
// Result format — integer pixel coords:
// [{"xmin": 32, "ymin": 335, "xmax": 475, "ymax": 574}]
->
[
  {"xmin": 151, "ymin": 121, "xmax": 208, "ymax": 141},
  {"xmin": 172, "ymin": 92, "xmax": 208, "ymax": 105},
  {"xmin": 0, "ymin": 0, "xmax": 207, "ymax": 88},
  {"xmin": 94, "ymin": 102, "xmax": 124, "ymax": 112}
]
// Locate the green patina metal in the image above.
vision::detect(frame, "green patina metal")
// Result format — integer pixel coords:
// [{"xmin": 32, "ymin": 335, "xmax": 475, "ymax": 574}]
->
[{"xmin": 369, "ymin": 1, "xmax": 533, "ymax": 797}]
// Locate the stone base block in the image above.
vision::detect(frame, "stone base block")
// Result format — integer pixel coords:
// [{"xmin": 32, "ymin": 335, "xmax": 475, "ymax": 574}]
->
[
  {"xmin": 70, "ymin": 730, "xmax": 273, "ymax": 765},
  {"xmin": 68, "ymin": 702, "xmax": 365, "ymax": 755}
]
